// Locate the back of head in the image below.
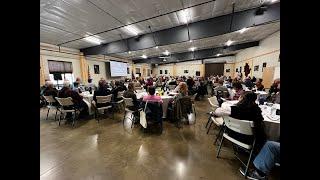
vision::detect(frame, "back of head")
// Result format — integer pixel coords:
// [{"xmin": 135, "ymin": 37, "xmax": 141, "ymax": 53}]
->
[
  {"xmin": 88, "ymin": 78, "xmax": 93, "ymax": 83},
  {"xmin": 63, "ymin": 81, "xmax": 70, "ymax": 88},
  {"xmin": 232, "ymin": 81, "xmax": 242, "ymax": 90},
  {"xmin": 237, "ymin": 91, "xmax": 257, "ymax": 109},
  {"xmin": 128, "ymin": 82, "xmax": 134, "ymax": 91},
  {"xmin": 115, "ymin": 81, "xmax": 120, "ymax": 87},
  {"xmin": 47, "ymin": 81, "xmax": 54, "ymax": 88},
  {"xmin": 148, "ymin": 86, "xmax": 156, "ymax": 95},
  {"xmin": 179, "ymin": 83, "xmax": 188, "ymax": 95},
  {"xmin": 98, "ymin": 80, "xmax": 106, "ymax": 90},
  {"xmin": 218, "ymin": 79, "xmax": 224, "ymax": 85}
]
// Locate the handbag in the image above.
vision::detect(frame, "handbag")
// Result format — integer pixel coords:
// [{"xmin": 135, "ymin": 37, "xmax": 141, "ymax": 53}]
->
[{"xmin": 140, "ymin": 101, "xmax": 148, "ymax": 128}]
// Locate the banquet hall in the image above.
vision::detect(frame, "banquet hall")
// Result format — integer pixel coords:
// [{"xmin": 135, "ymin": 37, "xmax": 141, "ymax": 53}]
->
[{"xmin": 40, "ymin": 0, "xmax": 280, "ymax": 179}]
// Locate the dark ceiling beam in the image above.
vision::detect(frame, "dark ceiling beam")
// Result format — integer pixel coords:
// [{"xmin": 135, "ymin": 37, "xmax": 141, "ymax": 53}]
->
[
  {"xmin": 80, "ymin": 2, "xmax": 279, "ymax": 56},
  {"xmin": 132, "ymin": 41, "xmax": 259, "ymax": 64},
  {"xmin": 59, "ymin": 0, "xmax": 216, "ymax": 46}
]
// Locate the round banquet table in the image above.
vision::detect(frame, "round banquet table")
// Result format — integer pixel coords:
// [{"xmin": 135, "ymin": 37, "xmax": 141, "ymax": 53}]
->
[
  {"xmin": 135, "ymin": 91, "xmax": 174, "ymax": 118},
  {"xmin": 80, "ymin": 92, "xmax": 94, "ymax": 115},
  {"xmin": 221, "ymin": 101, "xmax": 280, "ymax": 141}
]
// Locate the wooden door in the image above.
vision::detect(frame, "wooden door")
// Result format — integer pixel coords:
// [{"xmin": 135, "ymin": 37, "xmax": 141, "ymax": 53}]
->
[{"xmin": 262, "ymin": 67, "xmax": 275, "ymax": 88}]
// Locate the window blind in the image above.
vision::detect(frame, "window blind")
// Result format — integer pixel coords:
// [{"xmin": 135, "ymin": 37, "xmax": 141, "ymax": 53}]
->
[{"xmin": 48, "ymin": 60, "xmax": 73, "ymax": 73}]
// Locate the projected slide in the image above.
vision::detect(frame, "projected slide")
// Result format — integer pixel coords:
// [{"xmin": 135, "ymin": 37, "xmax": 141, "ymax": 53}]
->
[{"xmin": 110, "ymin": 61, "xmax": 128, "ymax": 77}]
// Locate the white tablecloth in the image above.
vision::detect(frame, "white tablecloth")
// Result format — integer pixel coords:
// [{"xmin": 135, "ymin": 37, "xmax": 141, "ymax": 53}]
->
[
  {"xmin": 135, "ymin": 92, "xmax": 174, "ymax": 118},
  {"xmin": 221, "ymin": 101, "xmax": 280, "ymax": 141},
  {"xmin": 80, "ymin": 92, "xmax": 94, "ymax": 115}
]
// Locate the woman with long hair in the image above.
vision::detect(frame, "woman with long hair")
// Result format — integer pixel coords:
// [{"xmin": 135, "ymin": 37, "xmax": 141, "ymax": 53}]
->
[{"xmin": 214, "ymin": 91, "xmax": 266, "ymax": 151}]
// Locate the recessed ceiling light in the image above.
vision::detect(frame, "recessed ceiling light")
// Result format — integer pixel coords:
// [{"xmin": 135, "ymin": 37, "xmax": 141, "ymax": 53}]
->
[
  {"xmin": 238, "ymin": 27, "xmax": 249, "ymax": 34},
  {"xmin": 84, "ymin": 36, "xmax": 101, "ymax": 45},
  {"xmin": 270, "ymin": 0, "xmax": 278, "ymax": 3},
  {"xmin": 141, "ymin": 55, "xmax": 147, "ymax": 59},
  {"xmin": 124, "ymin": 25, "xmax": 139, "ymax": 36},
  {"xmin": 226, "ymin": 40, "xmax": 234, "ymax": 46},
  {"xmin": 163, "ymin": 59, "xmax": 167, "ymax": 62},
  {"xmin": 189, "ymin": 40, "xmax": 193, "ymax": 43},
  {"xmin": 128, "ymin": 51, "xmax": 131, "ymax": 54},
  {"xmin": 155, "ymin": 46, "xmax": 159, "ymax": 49},
  {"xmin": 189, "ymin": 47, "xmax": 196, "ymax": 51},
  {"xmin": 163, "ymin": 50, "xmax": 170, "ymax": 56},
  {"xmin": 216, "ymin": 53, "xmax": 222, "ymax": 57},
  {"xmin": 179, "ymin": 9, "xmax": 190, "ymax": 24}
]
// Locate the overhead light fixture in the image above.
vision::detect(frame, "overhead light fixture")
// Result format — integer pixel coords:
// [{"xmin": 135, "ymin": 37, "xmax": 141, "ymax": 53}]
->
[
  {"xmin": 141, "ymin": 54, "xmax": 147, "ymax": 59},
  {"xmin": 124, "ymin": 25, "xmax": 139, "ymax": 36},
  {"xmin": 178, "ymin": 9, "xmax": 190, "ymax": 24},
  {"xmin": 163, "ymin": 50, "xmax": 170, "ymax": 56},
  {"xmin": 216, "ymin": 53, "xmax": 222, "ymax": 57},
  {"xmin": 238, "ymin": 27, "xmax": 249, "ymax": 34},
  {"xmin": 226, "ymin": 40, "xmax": 234, "ymax": 46},
  {"xmin": 155, "ymin": 46, "xmax": 159, "ymax": 49},
  {"xmin": 163, "ymin": 59, "xmax": 167, "ymax": 62},
  {"xmin": 189, "ymin": 47, "xmax": 196, "ymax": 51},
  {"xmin": 84, "ymin": 36, "xmax": 101, "ymax": 45},
  {"xmin": 189, "ymin": 40, "xmax": 193, "ymax": 43},
  {"xmin": 269, "ymin": 0, "xmax": 278, "ymax": 3}
]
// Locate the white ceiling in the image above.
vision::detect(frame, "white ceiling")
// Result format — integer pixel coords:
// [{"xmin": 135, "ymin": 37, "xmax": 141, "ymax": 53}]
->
[
  {"xmin": 114, "ymin": 21, "xmax": 280, "ymax": 59},
  {"xmin": 40, "ymin": 0, "xmax": 270, "ymax": 49}
]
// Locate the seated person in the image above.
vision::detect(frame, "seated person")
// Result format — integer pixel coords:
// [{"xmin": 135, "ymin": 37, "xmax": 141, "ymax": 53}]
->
[
  {"xmin": 111, "ymin": 81, "xmax": 125, "ymax": 102},
  {"xmin": 139, "ymin": 78, "xmax": 145, "ymax": 86},
  {"xmin": 123, "ymin": 83, "xmax": 140, "ymax": 111},
  {"xmin": 168, "ymin": 79, "xmax": 177, "ymax": 86},
  {"xmin": 119, "ymin": 81, "xmax": 128, "ymax": 91},
  {"xmin": 58, "ymin": 81, "xmax": 89, "ymax": 119},
  {"xmin": 175, "ymin": 82, "xmax": 188, "ymax": 100},
  {"xmin": 73, "ymin": 77, "xmax": 85, "ymax": 93},
  {"xmin": 230, "ymin": 81, "xmax": 244, "ymax": 100},
  {"xmin": 133, "ymin": 79, "xmax": 142, "ymax": 88},
  {"xmin": 173, "ymin": 82, "xmax": 186, "ymax": 93},
  {"xmin": 195, "ymin": 81, "xmax": 207, "ymax": 100},
  {"xmin": 240, "ymin": 141, "xmax": 280, "ymax": 180},
  {"xmin": 40, "ymin": 80, "xmax": 51, "ymax": 96},
  {"xmin": 214, "ymin": 80, "xmax": 229, "ymax": 98},
  {"xmin": 142, "ymin": 86, "xmax": 163, "ymax": 104},
  {"xmin": 269, "ymin": 79, "xmax": 280, "ymax": 95},
  {"xmin": 255, "ymin": 79, "xmax": 265, "ymax": 91},
  {"xmin": 270, "ymin": 83, "xmax": 280, "ymax": 104},
  {"xmin": 85, "ymin": 78, "xmax": 96, "ymax": 92},
  {"xmin": 244, "ymin": 77, "xmax": 254, "ymax": 90},
  {"xmin": 251, "ymin": 76, "xmax": 257, "ymax": 83},
  {"xmin": 214, "ymin": 92, "xmax": 266, "ymax": 151},
  {"xmin": 43, "ymin": 81, "xmax": 58, "ymax": 98},
  {"xmin": 93, "ymin": 80, "xmax": 111, "ymax": 108},
  {"xmin": 225, "ymin": 78, "xmax": 233, "ymax": 88},
  {"xmin": 155, "ymin": 78, "xmax": 163, "ymax": 87},
  {"xmin": 145, "ymin": 78, "xmax": 153, "ymax": 87}
]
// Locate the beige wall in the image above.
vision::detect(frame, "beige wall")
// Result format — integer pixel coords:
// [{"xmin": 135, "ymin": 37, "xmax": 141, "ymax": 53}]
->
[
  {"xmin": 234, "ymin": 31, "xmax": 280, "ymax": 79},
  {"xmin": 40, "ymin": 43, "xmax": 132, "ymax": 86},
  {"xmin": 152, "ymin": 60, "xmax": 204, "ymax": 77},
  {"xmin": 223, "ymin": 63, "xmax": 235, "ymax": 77}
]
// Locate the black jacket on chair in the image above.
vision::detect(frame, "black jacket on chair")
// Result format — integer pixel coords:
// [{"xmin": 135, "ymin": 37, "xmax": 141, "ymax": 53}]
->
[
  {"xmin": 94, "ymin": 88, "xmax": 111, "ymax": 108},
  {"xmin": 228, "ymin": 105, "xmax": 266, "ymax": 151}
]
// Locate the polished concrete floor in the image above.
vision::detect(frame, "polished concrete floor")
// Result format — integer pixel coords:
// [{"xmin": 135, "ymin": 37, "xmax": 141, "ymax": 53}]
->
[{"xmin": 40, "ymin": 96, "xmax": 279, "ymax": 180}]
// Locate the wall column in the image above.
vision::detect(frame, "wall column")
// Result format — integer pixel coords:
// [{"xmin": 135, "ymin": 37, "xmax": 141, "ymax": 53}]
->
[
  {"xmin": 200, "ymin": 64, "xmax": 205, "ymax": 77},
  {"xmin": 79, "ymin": 54, "xmax": 88, "ymax": 83},
  {"xmin": 40, "ymin": 55, "xmax": 46, "ymax": 86},
  {"xmin": 172, "ymin": 63, "xmax": 177, "ymax": 76}
]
